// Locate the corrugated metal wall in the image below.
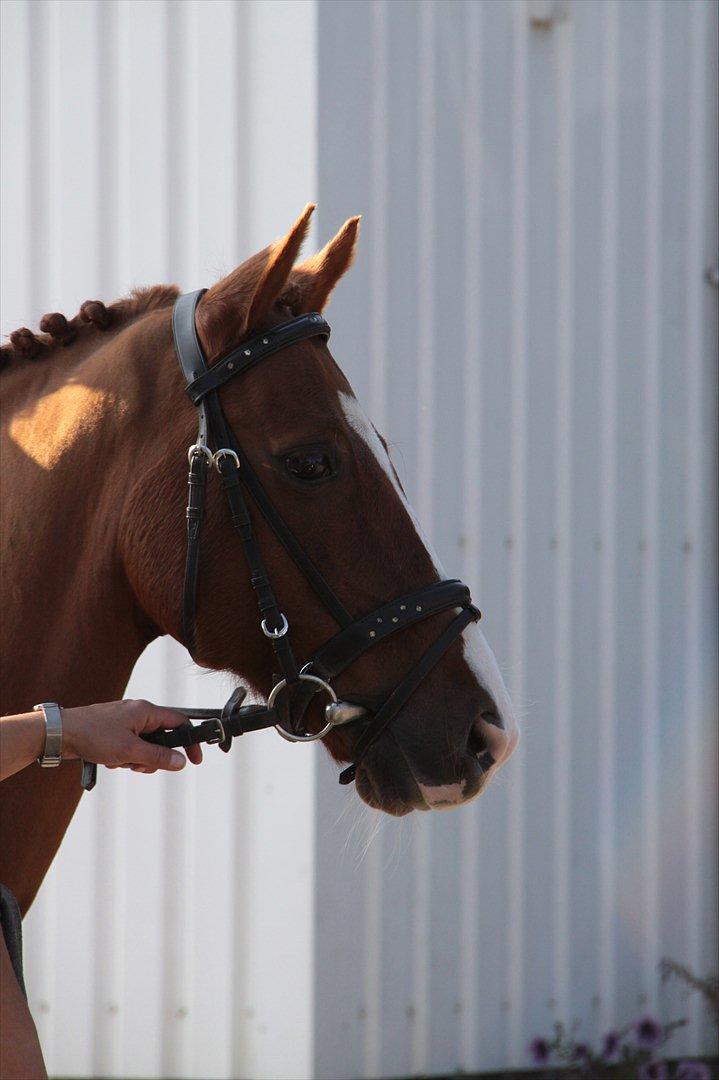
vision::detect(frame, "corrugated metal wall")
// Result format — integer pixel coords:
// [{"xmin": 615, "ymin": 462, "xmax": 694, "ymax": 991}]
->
[
  {"xmin": 312, "ymin": 0, "xmax": 718, "ymax": 1076},
  {"xmin": 1, "ymin": 1, "xmax": 717, "ymax": 1078}
]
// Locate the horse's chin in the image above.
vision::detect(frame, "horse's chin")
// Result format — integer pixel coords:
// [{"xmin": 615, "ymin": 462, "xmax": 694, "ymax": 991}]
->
[
  {"xmin": 355, "ymin": 766, "xmax": 418, "ymax": 815},
  {"xmin": 354, "ymin": 750, "xmax": 488, "ymax": 816}
]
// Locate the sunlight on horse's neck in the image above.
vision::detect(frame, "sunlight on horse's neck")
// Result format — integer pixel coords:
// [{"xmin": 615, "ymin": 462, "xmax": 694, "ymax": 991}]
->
[{"xmin": 8, "ymin": 381, "xmax": 129, "ymax": 469}]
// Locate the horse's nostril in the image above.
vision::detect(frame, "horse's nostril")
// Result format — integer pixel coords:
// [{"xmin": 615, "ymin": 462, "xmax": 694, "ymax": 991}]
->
[
  {"xmin": 467, "ymin": 725, "xmax": 495, "ymax": 767},
  {"xmin": 467, "ymin": 710, "xmax": 510, "ymax": 769}
]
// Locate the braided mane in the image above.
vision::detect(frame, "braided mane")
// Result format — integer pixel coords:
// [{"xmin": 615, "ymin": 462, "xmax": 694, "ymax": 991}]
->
[{"xmin": 0, "ymin": 284, "xmax": 179, "ymax": 373}]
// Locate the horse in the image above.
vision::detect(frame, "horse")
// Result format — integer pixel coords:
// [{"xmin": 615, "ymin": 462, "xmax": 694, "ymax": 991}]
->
[{"xmin": 0, "ymin": 205, "xmax": 518, "ymax": 915}]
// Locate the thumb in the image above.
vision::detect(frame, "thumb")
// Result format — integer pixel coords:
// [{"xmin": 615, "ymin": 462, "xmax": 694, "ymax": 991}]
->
[{"xmin": 130, "ymin": 737, "xmax": 186, "ymax": 772}]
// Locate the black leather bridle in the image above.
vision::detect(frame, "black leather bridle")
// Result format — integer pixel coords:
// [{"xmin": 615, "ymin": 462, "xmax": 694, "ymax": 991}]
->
[{"xmin": 80, "ymin": 291, "xmax": 481, "ymax": 791}]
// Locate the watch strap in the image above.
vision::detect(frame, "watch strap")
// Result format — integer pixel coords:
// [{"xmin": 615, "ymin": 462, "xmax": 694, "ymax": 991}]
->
[{"xmin": 33, "ymin": 702, "xmax": 63, "ymax": 766}]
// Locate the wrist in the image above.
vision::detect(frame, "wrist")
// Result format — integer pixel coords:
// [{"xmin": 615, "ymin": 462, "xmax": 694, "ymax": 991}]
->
[
  {"xmin": 59, "ymin": 706, "xmax": 83, "ymax": 760},
  {"xmin": 20, "ymin": 711, "xmax": 47, "ymax": 761}
]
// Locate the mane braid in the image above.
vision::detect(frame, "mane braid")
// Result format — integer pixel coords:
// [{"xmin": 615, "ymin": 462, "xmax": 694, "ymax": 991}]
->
[{"xmin": 1, "ymin": 284, "xmax": 180, "ymax": 374}]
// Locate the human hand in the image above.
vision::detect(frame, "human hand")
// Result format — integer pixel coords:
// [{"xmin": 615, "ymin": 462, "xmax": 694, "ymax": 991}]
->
[{"xmin": 62, "ymin": 699, "xmax": 203, "ymax": 773}]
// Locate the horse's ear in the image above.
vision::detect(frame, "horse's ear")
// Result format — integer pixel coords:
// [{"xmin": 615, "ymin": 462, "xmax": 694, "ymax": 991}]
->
[
  {"xmin": 287, "ymin": 216, "xmax": 360, "ymax": 313},
  {"xmin": 196, "ymin": 204, "xmax": 315, "ymax": 360}
]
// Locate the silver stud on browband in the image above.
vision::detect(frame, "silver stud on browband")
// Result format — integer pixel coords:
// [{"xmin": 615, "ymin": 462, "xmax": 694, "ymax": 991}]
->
[
  {"xmin": 369, "ymin": 630, "xmax": 376, "ymax": 638},
  {"xmin": 228, "ymin": 361, "xmax": 234, "ymax": 370},
  {"xmin": 416, "ymin": 605, "xmax": 422, "ymax": 612},
  {"xmin": 400, "ymin": 604, "xmax": 406, "ymax": 610},
  {"xmin": 262, "ymin": 338, "xmax": 269, "ymax": 345},
  {"xmin": 392, "ymin": 617, "xmax": 398, "ymax": 623},
  {"xmin": 244, "ymin": 348, "xmax": 251, "ymax": 356},
  {"xmin": 377, "ymin": 617, "xmax": 383, "ymax": 624}
]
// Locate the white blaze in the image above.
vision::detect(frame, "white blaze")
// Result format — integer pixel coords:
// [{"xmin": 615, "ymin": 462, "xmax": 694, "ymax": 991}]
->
[
  {"xmin": 339, "ymin": 391, "xmax": 447, "ymax": 575},
  {"xmin": 339, "ymin": 390, "xmax": 518, "ymax": 753},
  {"xmin": 462, "ymin": 621, "xmax": 518, "ymax": 747}
]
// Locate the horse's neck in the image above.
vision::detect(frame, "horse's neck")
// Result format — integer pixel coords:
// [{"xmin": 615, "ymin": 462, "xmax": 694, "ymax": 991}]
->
[{"xmin": 0, "ymin": 321, "xmax": 173, "ymax": 713}]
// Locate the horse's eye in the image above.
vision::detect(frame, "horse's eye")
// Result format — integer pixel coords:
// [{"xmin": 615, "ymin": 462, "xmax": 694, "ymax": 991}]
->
[{"xmin": 284, "ymin": 451, "xmax": 333, "ymax": 481}]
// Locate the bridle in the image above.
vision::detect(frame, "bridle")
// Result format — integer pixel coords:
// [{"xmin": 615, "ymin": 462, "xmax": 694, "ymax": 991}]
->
[{"xmin": 80, "ymin": 291, "xmax": 481, "ymax": 791}]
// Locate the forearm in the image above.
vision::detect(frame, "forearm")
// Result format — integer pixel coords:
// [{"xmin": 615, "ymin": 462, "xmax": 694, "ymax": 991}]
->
[{"xmin": 0, "ymin": 713, "xmax": 46, "ymax": 782}]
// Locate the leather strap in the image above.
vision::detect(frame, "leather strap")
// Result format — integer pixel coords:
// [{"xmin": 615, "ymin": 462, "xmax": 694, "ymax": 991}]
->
[
  {"xmin": 215, "ymin": 453, "xmax": 300, "ymax": 683},
  {"xmin": 141, "ymin": 704, "xmax": 278, "ymax": 748},
  {"xmin": 338, "ymin": 605, "xmax": 480, "ymax": 785},
  {"xmin": 311, "ymin": 579, "xmax": 474, "ymax": 679},
  {"xmin": 185, "ymin": 313, "xmax": 330, "ymax": 404},
  {"xmin": 280, "ymin": 580, "xmax": 477, "ymax": 742},
  {"xmin": 223, "ymin": 440, "xmax": 354, "ymax": 628},
  {"xmin": 182, "ymin": 450, "xmax": 209, "ymax": 653}
]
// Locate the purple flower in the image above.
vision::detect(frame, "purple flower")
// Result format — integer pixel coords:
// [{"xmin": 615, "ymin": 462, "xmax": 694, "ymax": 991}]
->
[
  {"xmin": 636, "ymin": 1063, "xmax": 668, "ymax": 1080},
  {"xmin": 528, "ymin": 1036, "xmax": 552, "ymax": 1065},
  {"xmin": 676, "ymin": 1063, "xmax": 713, "ymax": 1080},
  {"xmin": 602, "ymin": 1030, "xmax": 622, "ymax": 1059},
  {"xmin": 572, "ymin": 1042, "xmax": 591, "ymax": 1063},
  {"xmin": 633, "ymin": 1015, "xmax": 665, "ymax": 1050}
]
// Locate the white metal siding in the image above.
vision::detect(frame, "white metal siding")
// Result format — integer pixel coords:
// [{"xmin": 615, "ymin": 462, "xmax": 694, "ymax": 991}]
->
[
  {"xmin": 1, "ymin": 1, "xmax": 717, "ymax": 1078},
  {"xmin": 313, "ymin": 0, "xmax": 718, "ymax": 1076}
]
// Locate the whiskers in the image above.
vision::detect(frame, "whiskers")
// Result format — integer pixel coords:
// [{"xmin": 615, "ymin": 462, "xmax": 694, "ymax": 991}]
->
[
  {"xmin": 330, "ymin": 791, "xmax": 384, "ymax": 868},
  {"xmin": 328, "ymin": 789, "xmax": 424, "ymax": 874}
]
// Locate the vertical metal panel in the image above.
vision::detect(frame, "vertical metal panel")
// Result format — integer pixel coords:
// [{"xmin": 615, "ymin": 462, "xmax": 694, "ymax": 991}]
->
[
  {"xmin": 413, "ymin": 5, "xmax": 434, "ymax": 1071},
  {"xmin": 459, "ymin": 4, "xmax": 483, "ymax": 1069},
  {"xmin": 552, "ymin": 0, "xmax": 573, "ymax": 1032},
  {"xmin": 363, "ymin": 6, "xmax": 388, "ymax": 1075},
  {"xmin": 641, "ymin": 0, "xmax": 662, "ymax": 1012},
  {"xmin": 315, "ymin": 0, "xmax": 718, "ymax": 1076},
  {"xmin": 682, "ymin": 0, "xmax": 717, "ymax": 1055},
  {"xmin": 597, "ymin": 0, "xmax": 619, "ymax": 1037}
]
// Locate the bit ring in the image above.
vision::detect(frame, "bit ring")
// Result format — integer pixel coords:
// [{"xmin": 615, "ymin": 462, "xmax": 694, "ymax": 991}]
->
[{"xmin": 269, "ymin": 673, "xmax": 337, "ymax": 743}]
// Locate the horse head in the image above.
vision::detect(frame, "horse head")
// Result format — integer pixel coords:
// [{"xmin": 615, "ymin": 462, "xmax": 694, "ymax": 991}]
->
[{"xmin": 123, "ymin": 206, "xmax": 518, "ymax": 814}]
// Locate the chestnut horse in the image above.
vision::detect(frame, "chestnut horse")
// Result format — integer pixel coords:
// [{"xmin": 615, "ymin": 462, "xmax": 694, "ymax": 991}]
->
[{"xmin": 0, "ymin": 206, "xmax": 518, "ymax": 914}]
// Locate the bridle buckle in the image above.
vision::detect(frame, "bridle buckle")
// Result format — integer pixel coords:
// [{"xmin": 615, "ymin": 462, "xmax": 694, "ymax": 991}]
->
[
  {"xmin": 187, "ymin": 443, "xmax": 213, "ymax": 468},
  {"xmin": 205, "ymin": 717, "xmax": 227, "ymax": 746},
  {"xmin": 213, "ymin": 447, "xmax": 240, "ymax": 472},
  {"xmin": 261, "ymin": 613, "xmax": 289, "ymax": 639}
]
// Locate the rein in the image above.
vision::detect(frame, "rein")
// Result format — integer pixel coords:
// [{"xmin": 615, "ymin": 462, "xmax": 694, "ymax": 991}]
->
[{"xmin": 80, "ymin": 292, "xmax": 480, "ymax": 791}]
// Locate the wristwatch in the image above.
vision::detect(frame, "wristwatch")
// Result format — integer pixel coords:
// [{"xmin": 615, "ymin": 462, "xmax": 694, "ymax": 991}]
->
[{"xmin": 33, "ymin": 702, "xmax": 63, "ymax": 766}]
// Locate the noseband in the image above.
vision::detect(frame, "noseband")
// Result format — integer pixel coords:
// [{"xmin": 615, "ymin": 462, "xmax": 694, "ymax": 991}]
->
[{"xmin": 80, "ymin": 291, "xmax": 481, "ymax": 791}]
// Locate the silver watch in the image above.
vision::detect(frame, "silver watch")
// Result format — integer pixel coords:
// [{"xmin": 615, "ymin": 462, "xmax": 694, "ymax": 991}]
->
[{"xmin": 33, "ymin": 702, "xmax": 63, "ymax": 766}]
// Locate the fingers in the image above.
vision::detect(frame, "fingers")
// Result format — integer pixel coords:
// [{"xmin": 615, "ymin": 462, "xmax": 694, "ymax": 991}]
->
[
  {"xmin": 186, "ymin": 744, "xmax": 203, "ymax": 766},
  {"xmin": 125, "ymin": 736, "xmax": 186, "ymax": 773},
  {"xmin": 129, "ymin": 701, "xmax": 192, "ymax": 733},
  {"xmin": 124, "ymin": 702, "xmax": 204, "ymax": 765}
]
